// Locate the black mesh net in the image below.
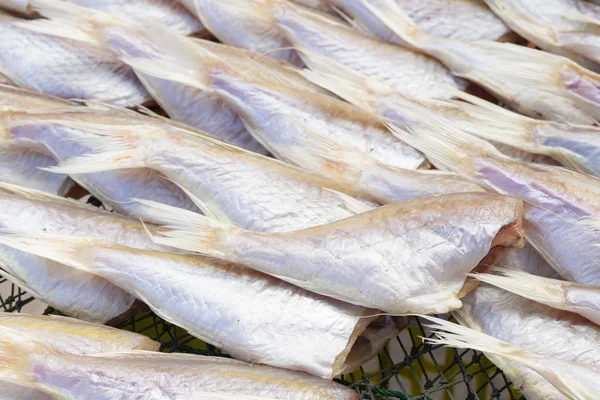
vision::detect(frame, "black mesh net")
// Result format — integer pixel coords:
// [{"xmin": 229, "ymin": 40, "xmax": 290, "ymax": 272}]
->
[{"xmin": 0, "ymin": 195, "xmax": 525, "ymax": 400}]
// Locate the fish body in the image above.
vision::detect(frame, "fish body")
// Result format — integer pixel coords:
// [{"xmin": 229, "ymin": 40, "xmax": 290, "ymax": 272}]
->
[
  {"xmin": 0, "ymin": 183, "xmax": 167, "ymax": 323},
  {"xmin": 0, "ymin": 234, "xmax": 396, "ymax": 380},
  {"xmin": 2, "ymin": 107, "xmax": 200, "ymax": 221},
  {"xmin": 273, "ymin": 1, "xmax": 466, "ymax": 100},
  {"xmin": 329, "ymin": 0, "xmax": 510, "ymax": 43},
  {"xmin": 140, "ymin": 192, "xmax": 524, "ymax": 314},
  {"xmin": 179, "ymin": 0, "xmax": 302, "ymax": 65},
  {"xmin": 0, "ymin": 13, "xmax": 149, "ymax": 105},
  {"xmin": 72, "ymin": 0, "xmax": 205, "ymax": 35},
  {"xmin": 0, "ymin": 334, "xmax": 359, "ymax": 399},
  {"xmin": 484, "ymin": 0, "xmax": 600, "ymax": 71},
  {"xmin": 45, "ymin": 111, "xmax": 374, "ymax": 233}
]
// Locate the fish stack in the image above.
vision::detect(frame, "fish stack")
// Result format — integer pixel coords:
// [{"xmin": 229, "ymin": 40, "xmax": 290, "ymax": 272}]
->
[{"xmin": 0, "ymin": 0, "xmax": 597, "ymax": 398}]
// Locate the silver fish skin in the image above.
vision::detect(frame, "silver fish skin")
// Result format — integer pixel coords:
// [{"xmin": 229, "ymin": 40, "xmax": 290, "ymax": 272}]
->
[
  {"xmin": 389, "ymin": 119, "xmax": 600, "ymax": 286},
  {"xmin": 0, "ymin": 234, "xmax": 394, "ymax": 380},
  {"xmin": 2, "ymin": 108, "xmax": 200, "ymax": 222},
  {"xmin": 0, "ymin": 331, "xmax": 359, "ymax": 400},
  {"xmin": 456, "ymin": 283, "xmax": 600, "ymax": 399},
  {"xmin": 201, "ymin": 69, "xmax": 485, "ymax": 204},
  {"xmin": 329, "ymin": 0, "xmax": 510, "ymax": 44},
  {"xmin": 0, "ymin": 182, "xmax": 167, "ymax": 323},
  {"xmin": 140, "ymin": 192, "xmax": 525, "ymax": 314},
  {"xmin": 0, "ymin": 10, "xmax": 150, "ymax": 106},
  {"xmin": 179, "ymin": 0, "xmax": 303, "ymax": 66},
  {"xmin": 357, "ymin": 0, "xmax": 600, "ymax": 124},
  {"xmin": 45, "ymin": 111, "xmax": 375, "ymax": 233},
  {"xmin": 273, "ymin": 1, "xmax": 466, "ymax": 101},
  {"xmin": 484, "ymin": 0, "xmax": 600, "ymax": 72},
  {"xmin": 71, "ymin": 0, "xmax": 205, "ymax": 35},
  {"xmin": 301, "ymin": 55, "xmax": 600, "ymax": 176},
  {"xmin": 0, "ymin": 312, "xmax": 159, "ymax": 400}
]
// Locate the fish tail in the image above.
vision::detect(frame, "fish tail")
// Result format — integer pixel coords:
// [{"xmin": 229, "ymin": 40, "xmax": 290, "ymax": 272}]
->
[
  {"xmin": 359, "ymin": 0, "xmax": 426, "ymax": 47},
  {"xmin": 422, "ymin": 315, "xmax": 598, "ymax": 399},
  {"xmin": 133, "ymin": 200, "xmax": 237, "ymax": 260},
  {"xmin": 469, "ymin": 266, "xmax": 567, "ymax": 310}
]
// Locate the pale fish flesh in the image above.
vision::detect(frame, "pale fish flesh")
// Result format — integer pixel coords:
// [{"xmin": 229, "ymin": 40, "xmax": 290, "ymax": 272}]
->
[
  {"xmin": 138, "ymin": 192, "xmax": 524, "ymax": 314},
  {"xmin": 0, "ymin": 232, "xmax": 400, "ymax": 380},
  {"xmin": 0, "ymin": 8, "xmax": 150, "ymax": 106},
  {"xmin": 0, "ymin": 329, "xmax": 359, "ymax": 399},
  {"xmin": 358, "ymin": 0, "xmax": 600, "ymax": 124},
  {"xmin": 328, "ymin": 0, "xmax": 510, "ymax": 44},
  {"xmin": 388, "ymin": 116, "xmax": 600, "ymax": 285},
  {"xmin": 273, "ymin": 1, "xmax": 466, "ymax": 101},
  {"xmin": 484, "ymin": 0, "xmax": 600, "ymax": 72},
  {"xmin": 0, "ymin": 182, "xmax": 168, "ymax": 323}
]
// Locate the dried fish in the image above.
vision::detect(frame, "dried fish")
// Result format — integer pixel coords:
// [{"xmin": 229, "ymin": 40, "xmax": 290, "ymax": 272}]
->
[
  {"xmin": 273, "ymin": 1, "xmax": 466, "ymax": 100},
  {"xmin": 0, "ymin": 233, "xmax": 397, "ymax": 379},
  {"xmin": 136, "ymin": 192, "xmax": 524, "ymax": 314},
  {"xmin": 0, "ymin": 327, "xmax": 359, "ymax": 399},
  {"xmin": 484, "ymin": 0, "xmax": 600, "ymax": 71},
  {"xmin": 0, "ymin": 182, "xmax": 167, "ymax": 323},
  {"xmin": 355, "ymin": 0, "xmax": 600, "ymax": 124},
  {"xmin": 0, "ymin": 7, "xmax": 149, "ymax": 105}
]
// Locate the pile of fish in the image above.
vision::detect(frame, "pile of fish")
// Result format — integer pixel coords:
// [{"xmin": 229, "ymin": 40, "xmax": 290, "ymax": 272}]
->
[{"xmin": 0, "ymin": 0, "xmax": 598, "ymax": 398}]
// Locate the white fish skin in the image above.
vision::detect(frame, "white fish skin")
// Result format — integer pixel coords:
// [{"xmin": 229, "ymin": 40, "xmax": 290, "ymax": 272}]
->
[
  {"xmin": 484, "ymin": 0, "xmax": 600, "ymax": 72},
  {"xmin": 273, "ymin": 1, "xmax": 466, "ymax": 101},
  {"xmin": 0, "ymin": 14, "xmax": 150, "ymax": 106},
  {"xmin": 501, "ymin": 243, "xmax": 562, "ymax": 279},
  {"xmin": 71, "ymin": 0, "xmax": 205, "ymax": 35},
  {"xmin": 301, "ymin": 54, "xmax": 600, "ymax": 175},
  {"xmin": 179, "ymin": 0, "xmax": 303, "ymax": 65},
  {"xmin": 388, "ymin": 119, "xmax": 600, "ymax": 285},
  {"xmin": 44, "ymin": 112, "xmax": 375, "ymax": 233},
  {"xmin": 0, "ymin": 182, "xmax": 168, "ymax": 323},
  {"xmin": 2, "ymin": 110, "xmax": 200, "ymax": 222},
  {"xmin": 0, "ymin": 329, "xmax": 359, "ymax": 400},
  {"xmin": 0, "ymin": 312, "xmax": 159, "ymax": 400},
  {"xmin": 359, "ymin": 0, "xmax": 600, "ymax": 124},
  {"xmin": 0, "ymin": 234, "xmax": 393, "ymax": 380},
  {"xmin": 329, "ymin": 0, "xmax": 510, "ymax": 43},
  {"xmin": 423, "ymin": 315, "xmax": 600, "ymax": 400},
  {"xmin": 139, "ymin": 192, "xmax": 525, "ymax": 314}
]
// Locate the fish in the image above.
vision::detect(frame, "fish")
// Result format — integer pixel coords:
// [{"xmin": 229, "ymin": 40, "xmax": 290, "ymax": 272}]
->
[
  {"xmin": 41, "ymin": 111, "xmax": 376, "ymax": 233},
  {"xmin": 179, "ymin": 0, "xmax": 303, "ymax": 66},
  {"xmin": 0, "ymin": 327, "xmax": 359, "ymax": 399},
  {"xmin": 70, "ymin": 0, "xmax": 205, "ymax": 35},
  {"xmin": 300, "ymin": 58, "xmax": 600, "ymax": 177},
  {"xmin": 272, "ymin": 1, "xmax": 466, "ymax": 101},
  {"xmin": 355, "ymin": 0, "xmax": 600, "ymax": 124},
  {"xmin": 329, "ymin": 0, "xmax": 511, "ymax": 44},
  {"xmin": 0, "ymin": 232, "xmax": 399, "ymax": 379},
  {"xmin": 0, "ymin": 182, "xmax": 169, "ymax": 323},
  {"xmin": 0, "ymin": 89, "xmax": 200, "ymax": 221},
  {"xmin": 484, "ymin": 0, "xmax": 600, "ymax": 72},
  {"xmin": 0, "ymin": 312, "xmax": 159, "ymax": 399},
  {"xmin": 471, "ymin": 266, "xmax": 600, "ymax": 326},
  {"xmin": 0, "ymin": 7, "xmax": 150, "ymax": 106},
  {"xmin": 133, "ymin": 192, "xmax": 524, "ymax": 314},
  {"xmin": 290, "ymin": 0, "xmax": 332, "ymax": 13},
  {"xmin": 386, "ymin": 111, "xmax": 600, "ymax": 286},
  {"xmin": 422, "ymin": 315, "xmax": 600, "ymax": 400}
]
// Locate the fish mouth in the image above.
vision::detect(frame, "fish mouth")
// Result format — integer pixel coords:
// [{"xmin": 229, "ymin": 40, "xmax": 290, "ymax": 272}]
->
[{"xmin": 459, "ymin": 200, "xmax": 526, "ymax": 298}]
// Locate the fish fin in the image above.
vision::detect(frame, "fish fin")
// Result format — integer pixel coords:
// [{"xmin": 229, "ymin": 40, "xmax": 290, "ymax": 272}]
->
[
  {"xmin": 133, "ymin": 199, "xmax": 236, "ymax": 259},
  {"xmin": 359, "ymin": 0, "xmax": 425, "ymax": 46},
  {"xmin": 322, "ymin": 188, "xmax": 374, "ymax": 214},
  {"xmin": 40, "ymin": 121, "xmax": 148, "ymax": 174},
  {"xmin": 420, "ymin": 315, "xmax": 593, "ymax": 400},
  {"xmin": 11, "ymin": 17, "xmax": 102, "ymax": 46},
  {"xmin": 469, "ymin": 266, "xmax": 566, "ymax": 310}
]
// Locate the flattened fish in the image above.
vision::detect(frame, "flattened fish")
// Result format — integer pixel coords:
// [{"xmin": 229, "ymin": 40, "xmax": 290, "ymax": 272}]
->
[{"xmin": 137, "ymin": 192, "xmax": 524, "ymax": 314}]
